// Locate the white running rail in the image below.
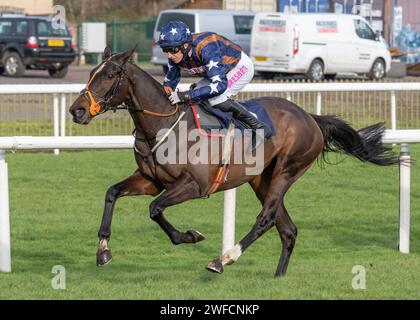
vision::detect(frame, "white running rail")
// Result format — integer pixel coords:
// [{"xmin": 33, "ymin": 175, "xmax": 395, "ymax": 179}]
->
[
  {"xmin": 1, "ymin": 82, "xmax": 420, "ymax": 145},
  {"xmin": 0, "ymin": 130, "xmax": 419, "ymax": 272}
]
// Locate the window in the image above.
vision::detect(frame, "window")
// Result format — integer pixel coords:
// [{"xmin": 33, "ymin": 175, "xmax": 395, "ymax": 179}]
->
[
  {"xmin": 0, "ymin": 21, "xmax": 12, "ymax": 36},
  {"xmin": 36, "ymin": 20, "xmax": 69, "ymax": 36},
  {"xmin": 16, "ymin": 21, "xmax": 28, "ymax": 35},
  {"xmin": 354, "ymin": 19, "xmax": 376, "ymax": 41},
  {"xmin": 157, "ymin": 13, "xmax": 195, "ymax": 33},
  {"xmin": 233, "ymin": 15, "xmax": 254, "ymax": 35}
]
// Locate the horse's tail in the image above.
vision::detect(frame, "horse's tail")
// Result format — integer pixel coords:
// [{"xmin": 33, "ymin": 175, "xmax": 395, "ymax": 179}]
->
[{"xmin": 311, "ymin": 114, "xmax": 399, "ymax": 166}]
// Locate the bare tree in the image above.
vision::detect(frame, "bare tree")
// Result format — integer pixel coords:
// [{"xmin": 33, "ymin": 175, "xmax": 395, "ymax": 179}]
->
[{"xmin": 53, "ymin": 0, "xmax": 192, "ymax": 20}]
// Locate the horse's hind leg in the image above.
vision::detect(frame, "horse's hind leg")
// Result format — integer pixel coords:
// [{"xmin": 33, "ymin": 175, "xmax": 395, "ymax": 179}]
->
[
  {"xmin": 149, "ymin": 171, "xmax": 205, "ymax": 245},
  {"xmin": 249, "ymin": 161, "xmax": 297, "ymax": 276},
  {"xmin": 274, "ymin": 202, "xmax": 297, "ymax": 277},
  {"xmin": 97, "ymin": 170, "xmax": 161, "ymax": 266},
  {"xmin": 207, "ymin": 171, "xmax": 294, "ymax": 275}
]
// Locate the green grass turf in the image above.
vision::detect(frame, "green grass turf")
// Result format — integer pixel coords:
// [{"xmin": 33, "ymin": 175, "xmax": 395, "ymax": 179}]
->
[{"xmin": 1, "ymin": 146, "xmax": 419, "ymax": 299}]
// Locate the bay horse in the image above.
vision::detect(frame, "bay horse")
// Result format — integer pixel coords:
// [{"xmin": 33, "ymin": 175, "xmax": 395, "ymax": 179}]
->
[{"xmin": 69, "ymin": 47, "xmax": 398, "ymax": 277}]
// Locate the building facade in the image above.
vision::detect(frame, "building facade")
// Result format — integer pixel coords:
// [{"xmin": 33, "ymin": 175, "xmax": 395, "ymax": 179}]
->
[
  {"xmin": 178, "ymin": 0, "xmax": 223, "ymax": 9},
  {"xmin": 0, "ymin": 0, "xmax": 53, "ymax": 15}
]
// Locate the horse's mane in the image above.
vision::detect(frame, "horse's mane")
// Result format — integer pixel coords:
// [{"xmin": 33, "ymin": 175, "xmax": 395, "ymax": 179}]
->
[{"xmin": 129, "ymin": 62, "xmax": 168, "ymax": 99}]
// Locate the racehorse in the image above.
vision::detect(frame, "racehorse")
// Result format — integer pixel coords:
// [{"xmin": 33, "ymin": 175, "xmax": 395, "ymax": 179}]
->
[{"xmin": 69, "ymin": 47, "xmax": 398, "ymax": 277}]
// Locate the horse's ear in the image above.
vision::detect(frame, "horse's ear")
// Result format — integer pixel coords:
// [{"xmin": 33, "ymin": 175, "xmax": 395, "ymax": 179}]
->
[
  {"xmin": 117, "ymin": 48, "xmax": 136, "ymax": 65},
  {"xmin": 103, "ymin": 46, "xmax": 113, "ymax": 59}
]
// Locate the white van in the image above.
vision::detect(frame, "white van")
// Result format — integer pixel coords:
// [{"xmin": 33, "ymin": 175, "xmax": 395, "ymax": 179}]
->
[
  {"xmin": 151, "ymin": 9, "xmax": 255, "ymax": 73},
  {"xmin": 250, "ymin": 13, "xmax": 391, "ymax": 80}
]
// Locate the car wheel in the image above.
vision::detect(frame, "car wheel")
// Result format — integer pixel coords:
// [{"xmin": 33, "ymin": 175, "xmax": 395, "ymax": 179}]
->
[
  {"xmin": 48, "ymin": 66, "xmax": 69, "ymax": 79},
  {"xmin": 369, "ymin": 59, "xmax": 385, "ymax": 80},
  {"xmin": 306, "ymin": 59, "xmax": 324, "ymax": 81},
  {"xmin": 3, "ymin": 52, "xmax": 25, "ymax": 77},
  {"xmin": 259, "ymin": 71, "xmax": 276, "ymax": 80}
]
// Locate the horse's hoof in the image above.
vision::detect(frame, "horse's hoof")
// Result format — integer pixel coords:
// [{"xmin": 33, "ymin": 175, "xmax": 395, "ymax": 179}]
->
[
  {"xmin": 186, "ymin": 229, "xmax": 205, "ymax": 243},
  {"xmin": 97, "ymin": 249, "xmax": 113, "ymax": 267},
  {"xmin": 206, "ymin": 259, "xmax": 224, "ymax": 274}
]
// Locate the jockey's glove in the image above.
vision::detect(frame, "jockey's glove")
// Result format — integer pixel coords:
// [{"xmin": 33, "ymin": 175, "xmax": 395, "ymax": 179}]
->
[{"xmin": 168, "ymin": 90, "xmax": 189, "ymax": 105}]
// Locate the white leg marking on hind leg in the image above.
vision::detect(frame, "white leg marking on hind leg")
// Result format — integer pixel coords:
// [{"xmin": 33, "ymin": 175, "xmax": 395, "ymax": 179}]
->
[{"xmin": 221, "ymin": 244, "xmax": 242, "ymax": 266}]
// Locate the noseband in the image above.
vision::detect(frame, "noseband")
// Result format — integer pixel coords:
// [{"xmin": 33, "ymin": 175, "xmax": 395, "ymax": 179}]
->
[
  {"xmin": 79, "ymin": 55, "xmax": 189, "ymax": 161},
  {"xmin": 80, "ymin": 58, "xmax": 129, "ymax": 116},
  {"xmin": 81, "ymin": 56, "xmax": 182, "ymax": 118}
]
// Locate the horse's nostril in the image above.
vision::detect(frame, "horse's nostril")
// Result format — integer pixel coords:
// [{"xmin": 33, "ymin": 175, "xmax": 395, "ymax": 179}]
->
[{"xmin": 75, "ymin": 108, "xmax": 86, "ymax": 117}]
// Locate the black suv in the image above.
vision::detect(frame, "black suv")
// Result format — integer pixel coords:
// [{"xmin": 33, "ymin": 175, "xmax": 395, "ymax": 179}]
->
[{"xmin": 0, "ymin": 15, "xmax": 76, "ymax": 78}]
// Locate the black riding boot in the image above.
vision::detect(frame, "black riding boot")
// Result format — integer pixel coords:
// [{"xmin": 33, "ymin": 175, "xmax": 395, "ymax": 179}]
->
[{"xmin": 213, "ymin": 99, "xmax": 272, "ymax": 150}]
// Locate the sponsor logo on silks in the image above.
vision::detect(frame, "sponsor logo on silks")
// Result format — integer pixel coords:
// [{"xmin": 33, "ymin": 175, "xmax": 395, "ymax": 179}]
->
[
  {"xmin": 228, "ymin": 65, "xmax": 248, "ymax": 88},
  {"xmin": 259, "ymin": 19, "xmax": 286, "ymax": 33},
  {"xmin": 316, "ymin": 21, "xmax": 338, "ymax": 33}
]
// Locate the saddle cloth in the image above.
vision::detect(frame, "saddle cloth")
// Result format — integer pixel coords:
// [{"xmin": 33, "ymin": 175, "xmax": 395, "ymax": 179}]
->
[{"xmin": 190, "ymin": 100, "xmax": 275, "ymax": 138}]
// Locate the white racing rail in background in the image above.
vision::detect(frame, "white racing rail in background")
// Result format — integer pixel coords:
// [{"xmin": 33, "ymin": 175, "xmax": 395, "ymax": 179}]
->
[
  {"xmin": 0, "ymin": 130, "xmax": 418, "ymax": 272},
  {"xmin": 1, "ymin": 82, "xmax": 420, "ymax": 153}
]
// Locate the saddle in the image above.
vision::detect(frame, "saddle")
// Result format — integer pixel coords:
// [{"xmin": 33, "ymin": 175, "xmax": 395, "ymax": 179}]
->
[
  {"xmin": 189, "ymin": 100, "xmax": 275, "ymax": 138},
  {"xmin": 191, "ymin": 102, "xmax": 228, "ymax": 137}
]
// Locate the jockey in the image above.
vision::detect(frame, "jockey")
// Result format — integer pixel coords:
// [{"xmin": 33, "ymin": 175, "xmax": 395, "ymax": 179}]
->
[{"xmin": 158, "ymin": 20, "xmax": 272, "ymax": 146}]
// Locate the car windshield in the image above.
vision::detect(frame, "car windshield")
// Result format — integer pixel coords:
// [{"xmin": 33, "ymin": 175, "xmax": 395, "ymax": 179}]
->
[{"xmin": 36, "ymin": 20, "xmax": 70, "ymax": 36}]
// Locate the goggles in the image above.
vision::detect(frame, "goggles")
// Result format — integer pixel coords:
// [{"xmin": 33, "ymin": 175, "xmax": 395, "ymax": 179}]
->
[{"xmin": 162, "ymin": 46, "xmax": 182, "ymax": 54}]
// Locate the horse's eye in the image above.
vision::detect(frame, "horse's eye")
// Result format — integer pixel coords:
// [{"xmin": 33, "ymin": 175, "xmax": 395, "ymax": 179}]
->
[{"xmin": 108, "ymin": 74, "xmax": 114, "ymax": 79}]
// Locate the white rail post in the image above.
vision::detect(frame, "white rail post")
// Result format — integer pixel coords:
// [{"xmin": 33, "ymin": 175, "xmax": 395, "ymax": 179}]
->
[
  {"xmin": 53, "ymin": 94, "xmax": 60, "ymax": 155},
  {"xmin": 399, "ymin": 143, "xmax": 411, "ymax": 253},
  {"xmin": 316, "ymin": 91, "xmax": 322, "ymax": 115},
  {"xmin": 391, "ymin": 90, "xmax": 397, "ymax": 131},
  {"xmin": 60, "ymin": 94, "xmax": 66, "ymax": 137},
  {"xmin": 0, "ymin": 150, "xmax": 11, "ymax": 272},
  {"xmin": 223, "ymin": 189, "xmax": 236, "ymax": 254}
]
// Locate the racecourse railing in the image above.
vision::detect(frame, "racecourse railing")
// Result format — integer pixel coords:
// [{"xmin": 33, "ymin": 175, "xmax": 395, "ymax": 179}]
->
[
  {"xmin": 0, "ymin": 131, "xmax": 417, "ymax": 272},
  {"xmin": 1, "ymin": 82, "xmax": 420, "ymax": 139}
]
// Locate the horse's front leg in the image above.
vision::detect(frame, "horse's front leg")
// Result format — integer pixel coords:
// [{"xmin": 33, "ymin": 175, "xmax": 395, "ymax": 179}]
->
[
  {"xmin": 149, "ymin": 171, "xmax": 205, "ymax": 245},
  {"xmin": 97, "ymin": 170, "xmax": 161, "ymax": 266}
]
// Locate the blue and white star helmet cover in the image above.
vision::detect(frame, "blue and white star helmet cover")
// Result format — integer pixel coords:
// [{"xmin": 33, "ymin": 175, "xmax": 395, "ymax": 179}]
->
[{"xmin": 158, "ymin": 20, "xmax": 192, "ymax": 47}]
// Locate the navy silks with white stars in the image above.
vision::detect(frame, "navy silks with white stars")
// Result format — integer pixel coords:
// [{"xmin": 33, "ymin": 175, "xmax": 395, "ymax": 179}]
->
[{"xmin": 163, "ymin": 32, "xmax": 243, "ymax": 102}]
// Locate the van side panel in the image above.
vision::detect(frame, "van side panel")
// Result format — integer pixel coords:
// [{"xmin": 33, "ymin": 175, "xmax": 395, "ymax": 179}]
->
[
  {"xmin": 352, "ymin": 17, "xmax": 391, "ymax": 73},
  {"xmin": 322, "ymin": 17, "xmax": 356, "ymax": 73},
  {"xmin": 251, "ymin": 14, "xmax": 293, "ymax": 72},
  {"xmin": 251, "ymin": 13, "xmax": 391, "ymax": 77}
]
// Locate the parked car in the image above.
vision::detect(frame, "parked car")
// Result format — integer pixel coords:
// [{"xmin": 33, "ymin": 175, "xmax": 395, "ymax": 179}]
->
[
  {"xmin": 151, "ymin": 9, "xmax": 255, "ymax": 74},
  {"xmin": 0, "ymin": 14, "xmax": 76, "ymax": 78},
  {"xmin": 250, "ymin": 13, "xmax": 391, "ymax": 80}
]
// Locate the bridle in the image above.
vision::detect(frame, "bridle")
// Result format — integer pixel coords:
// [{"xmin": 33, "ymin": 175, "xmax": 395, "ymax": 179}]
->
[
  {"xmin": 80, "ymin": 55, "xmax": 187, "ymax": 158},
  {"xmin": 80, "ymin": 56, "xmax": 129, "ymax": 116},
  {"xmin": 80, "ymin": 56, "xmax": 180, "ymax": 118}
]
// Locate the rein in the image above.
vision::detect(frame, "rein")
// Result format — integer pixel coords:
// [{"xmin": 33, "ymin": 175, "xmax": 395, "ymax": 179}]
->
[
  {"xmin": 81, "ymin": 56, "xmax": 180, "ymax": 118},
  {"xmin": 81, "ymin": 56, "xmax": 185, "ymax": 160}
]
